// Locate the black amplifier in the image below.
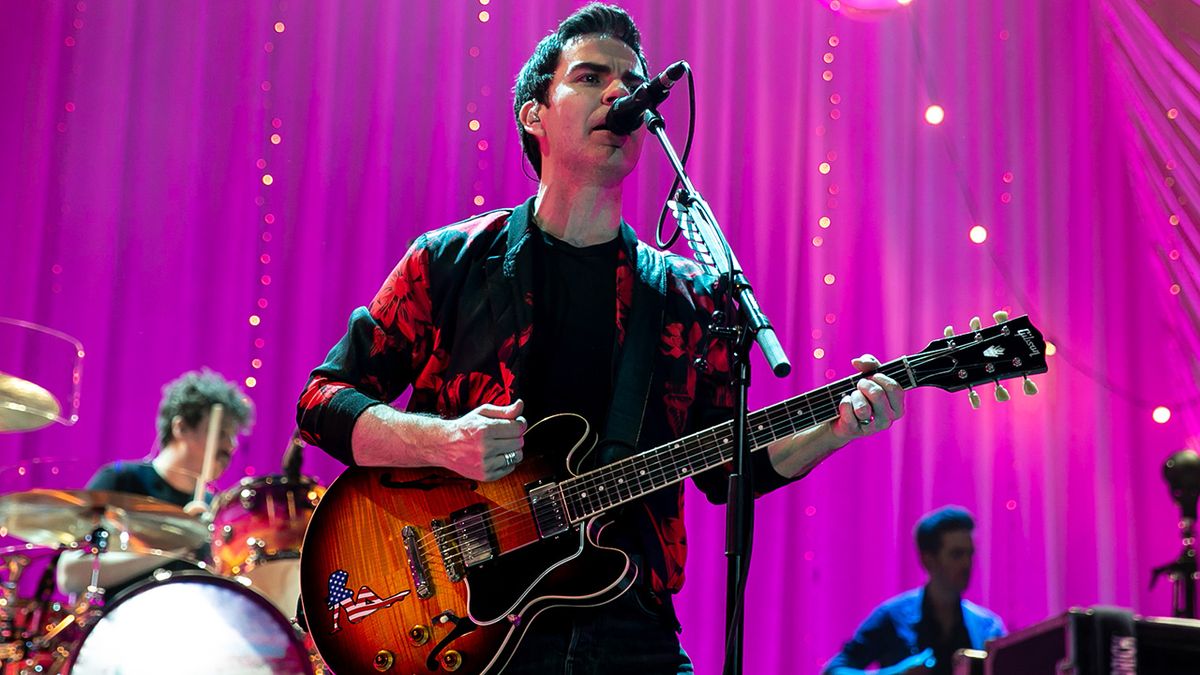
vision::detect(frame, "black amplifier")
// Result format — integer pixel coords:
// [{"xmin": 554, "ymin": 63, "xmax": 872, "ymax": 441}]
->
[{"xmin": 950, "ymin": 606, "xmax": 1200, "ymax": 675}]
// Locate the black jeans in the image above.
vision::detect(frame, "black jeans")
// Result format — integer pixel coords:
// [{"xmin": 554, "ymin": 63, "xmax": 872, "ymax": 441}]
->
[{"xmin": 501, "ymin": 587, "xmax": 693, "ymax": 675}]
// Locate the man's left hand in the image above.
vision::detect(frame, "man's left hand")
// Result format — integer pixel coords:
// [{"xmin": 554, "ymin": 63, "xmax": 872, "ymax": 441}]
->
[{"xmin": 831, "ymin": 354, "xmax": 905, "ymax": 441}]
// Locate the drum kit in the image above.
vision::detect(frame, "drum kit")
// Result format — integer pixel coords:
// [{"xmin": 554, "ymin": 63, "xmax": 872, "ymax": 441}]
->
[
  {"xmin": 0, "ymin": 479, "xmax": 327, "ymax": 674},
  {"xmin": 0, "ymin": 364, "xmax": 330, "ymax": 673}
]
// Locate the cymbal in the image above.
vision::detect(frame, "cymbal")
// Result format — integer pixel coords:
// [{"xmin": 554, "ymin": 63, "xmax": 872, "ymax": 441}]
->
[
  {"xmin": 0, "ymin": 371, "xmax": 62, "ymax": 432},
  {"xmin": 0, "ymin": 489, "xmax": 209, "ymax": 553}
]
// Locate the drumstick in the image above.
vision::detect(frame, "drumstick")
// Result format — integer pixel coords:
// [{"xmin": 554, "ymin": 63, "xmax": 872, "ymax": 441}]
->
[{"xmin": 184, "ymin": 403, "xmax": 224, "ymax": 517}]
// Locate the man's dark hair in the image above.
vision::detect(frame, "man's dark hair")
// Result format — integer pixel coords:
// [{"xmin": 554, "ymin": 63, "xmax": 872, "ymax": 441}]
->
[
  {"xmin": 155, "ymin": 369, "xmax": 254, "ymax": 447},
  {"xmin": 512, "ymin": 3, "xmax": 647, "ymax": 177},
  {"xmin": 914, "ymin": 506, "xmax": 975, "ymax": 555}
]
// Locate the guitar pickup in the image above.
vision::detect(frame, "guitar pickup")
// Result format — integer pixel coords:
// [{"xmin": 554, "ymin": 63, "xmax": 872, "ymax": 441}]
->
[
  {"xmin": 527, "ymin": 482, "xmax": 569, "ymax": 539},
  {"xmin": 449, "ymin": 504, "xmax": 498, "ymax": 568},
  {"xmin": 401, "ymin": 525, "xmax": 434, "ymax": 599}
]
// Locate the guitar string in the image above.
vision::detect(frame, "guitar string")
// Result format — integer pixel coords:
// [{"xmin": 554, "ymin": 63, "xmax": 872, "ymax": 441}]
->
[
  {"xmin": 410, "ymin": 335, "xmax": 1027, "ymax": 561},
  {"xmin": 417, "ymin": 357, "xmax": 984, "ymax": 559},
  {"xmin": 406, "ymin": 333, "xmax": 1032, "ymax": 564}
]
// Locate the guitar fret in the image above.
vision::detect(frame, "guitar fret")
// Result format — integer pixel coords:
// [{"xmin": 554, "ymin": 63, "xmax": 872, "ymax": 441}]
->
[{"xmin": 559, "ymin": 352, "xmax": 970, "ymax": 522}]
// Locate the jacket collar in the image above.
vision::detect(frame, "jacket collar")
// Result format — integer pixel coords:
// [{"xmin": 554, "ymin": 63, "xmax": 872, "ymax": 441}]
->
[{"xmin": 502, "ymin": 195, "xmax": 641, "ymax": 277}]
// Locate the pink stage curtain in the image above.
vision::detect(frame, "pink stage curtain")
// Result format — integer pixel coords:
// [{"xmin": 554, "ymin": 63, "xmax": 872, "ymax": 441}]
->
[{"xmin": 2, "ymin": 1, "xmax": 1197, "ymax": 672}]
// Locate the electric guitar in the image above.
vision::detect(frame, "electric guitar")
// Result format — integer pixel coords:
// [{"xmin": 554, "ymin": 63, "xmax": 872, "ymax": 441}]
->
[{"xmin": 298, "ymin": 315, "xmax": 1047, "ymax": 674}]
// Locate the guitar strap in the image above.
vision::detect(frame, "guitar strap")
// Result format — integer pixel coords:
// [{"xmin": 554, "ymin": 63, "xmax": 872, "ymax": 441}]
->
[
  {"xmin": 601, "ymin": 244, "xmax": 667, "ymax": 460},
  {"xmin": 598, "ymin": 244, "xmax": 678, "ymax": 626}
]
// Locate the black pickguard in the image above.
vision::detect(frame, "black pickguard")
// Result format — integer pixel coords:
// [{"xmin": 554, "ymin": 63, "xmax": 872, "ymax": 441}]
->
[{"xmin": 464, "ymin": 522, "xmax": 633, "ymax": 624}]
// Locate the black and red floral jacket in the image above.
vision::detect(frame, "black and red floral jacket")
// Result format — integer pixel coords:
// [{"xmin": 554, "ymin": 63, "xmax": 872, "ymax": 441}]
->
[{"xmin": 297, "ymin": 197, "xmax": 796, "ymax": 595}]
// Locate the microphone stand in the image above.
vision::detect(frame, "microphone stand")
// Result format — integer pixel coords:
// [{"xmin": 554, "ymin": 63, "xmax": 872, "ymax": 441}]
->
[{"xmin": 641, "ymin": 107, "xmax": 791, "ymax": 675}]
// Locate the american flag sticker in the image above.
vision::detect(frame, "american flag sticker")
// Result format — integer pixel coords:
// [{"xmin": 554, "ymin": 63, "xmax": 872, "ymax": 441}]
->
[{"xmin": 326, "ymin": 569, "xmax": 411, "ymax": 633}]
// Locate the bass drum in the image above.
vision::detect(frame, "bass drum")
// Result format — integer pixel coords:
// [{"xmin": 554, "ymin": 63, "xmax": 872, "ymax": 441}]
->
[{"xmin": 62, "ymin": 573, "xmax": 312, "ymax": 674}]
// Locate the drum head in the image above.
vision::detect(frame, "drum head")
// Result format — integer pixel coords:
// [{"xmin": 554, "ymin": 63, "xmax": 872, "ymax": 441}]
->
[
  {"xmin": 240, "ymin": 557, "xmax": 302, "ymax": 619},
  {"xmin": 66, "ymin": 573, "xmax": 311, "ymax": 674}
]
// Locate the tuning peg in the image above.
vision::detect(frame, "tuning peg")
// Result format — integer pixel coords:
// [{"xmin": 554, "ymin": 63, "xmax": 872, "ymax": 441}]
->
[
  {"xmin": 1023, "ymin": 376, "xmax": 1039, "ymax": 396},
  {"xmin": 994, "ymin": 381, "xmax": 1010, "ymax": 402},
  {"xmin": 944, "ymin": 325, "xmax": 955, "ymax": 338},
  {"xmin": 968, "ymin": 387, "xmax": 981, "ymax": 410},
  {"xmin": 993, "ymin": 310, "xmax": 1009, "ymax": 323},
  {"xmin": 969, "ymin": 316, "xmax": 982, "ymax": 331}
]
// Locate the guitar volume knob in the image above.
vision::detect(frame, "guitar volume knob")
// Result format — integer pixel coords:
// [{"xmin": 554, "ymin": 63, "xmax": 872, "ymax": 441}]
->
[
  {"xmin": 373, "ymin": 649, "xmax": 395, "ymax": 671},
  {"xmin": 408, "ymin": 624, "xmax": 430, "ymax": 646},
  {"xmin": 442, "ymin": 650, "xmax": 464, "ymax": 671}
]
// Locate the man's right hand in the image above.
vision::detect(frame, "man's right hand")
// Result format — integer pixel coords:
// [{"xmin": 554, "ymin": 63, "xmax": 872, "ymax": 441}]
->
[
  {"xmin": 439, "ymin": 400, "xmax": 527, "ymax": 481},
  {"xmin": 351, "ymin": 398, "xmax": 528, "ymax": 480},
  {"xmin": 883, "ymin": 649, "xmax": 934, "ymax": 675}
]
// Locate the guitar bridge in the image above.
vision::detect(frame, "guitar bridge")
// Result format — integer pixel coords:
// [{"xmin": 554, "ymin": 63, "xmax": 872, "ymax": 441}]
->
[{"xmin": 401, "ymin": 525, "xmax": 434, "ymax": 599}]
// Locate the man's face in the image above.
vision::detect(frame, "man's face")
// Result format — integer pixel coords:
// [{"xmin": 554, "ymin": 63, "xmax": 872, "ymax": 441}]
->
[
  {"xmin": 176, "ymin": 412, "xmax": 240, "ymax": 479},
  {"xmin": 922, "ymin": 529, "xmax": 974, "ymax": 595},
  {"xmin": 535, "ymin": 35, "xmax": 648, "ymax": 184}
]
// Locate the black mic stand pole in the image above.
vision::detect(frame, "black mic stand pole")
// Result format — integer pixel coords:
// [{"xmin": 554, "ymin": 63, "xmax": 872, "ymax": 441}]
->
[{"xmin": 640, "ymin": 107, "xmax": 791, "ymax": 675}]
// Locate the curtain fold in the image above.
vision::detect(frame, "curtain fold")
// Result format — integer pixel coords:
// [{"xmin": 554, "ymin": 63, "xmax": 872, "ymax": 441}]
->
[{"xmin": 2, "ymin": 1, "xmax": 1196, "ymax": 672}]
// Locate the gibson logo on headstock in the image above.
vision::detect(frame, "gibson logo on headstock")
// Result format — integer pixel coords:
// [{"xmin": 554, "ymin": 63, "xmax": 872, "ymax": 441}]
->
[{"xmin": 1017, "ymin": 328, "xmax": 1041, "ymax": 356}]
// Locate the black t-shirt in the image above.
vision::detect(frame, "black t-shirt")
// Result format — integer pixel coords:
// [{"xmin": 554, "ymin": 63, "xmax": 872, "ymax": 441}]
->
[
  {"xmin": 87, "ymin": 461, "xmax": 198, "ymax": 507},
  {"xmin": 522, "ymin": 228, "xmax": 620, "ymax": 440},
  {"xmin": 917, "ymin": 590, "xmax": 973, "ymax": 675},
  {"xmin": 521, "ymin": 227, "xmax": 667, "ymax": 586},
  {"xmin": 85, "ymin": 461, "xmax": 211, "ymax": 597}
]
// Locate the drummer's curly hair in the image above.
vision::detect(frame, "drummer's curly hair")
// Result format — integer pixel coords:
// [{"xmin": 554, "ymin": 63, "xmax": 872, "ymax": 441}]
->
[{"xmin": 155, "ymin": 369, "xmax": 254, "ymax": 447}]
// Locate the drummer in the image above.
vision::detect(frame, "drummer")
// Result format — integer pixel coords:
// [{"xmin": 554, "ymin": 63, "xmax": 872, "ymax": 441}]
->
[{"xmin": 57, "ymin": 369, "xmax": 253, "ymax": 597}]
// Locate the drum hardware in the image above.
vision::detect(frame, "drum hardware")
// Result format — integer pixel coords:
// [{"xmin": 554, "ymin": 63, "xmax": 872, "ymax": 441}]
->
[
  {"xmin": 0, "ymin": 544, "xmax": 80, "ymax": 673},
  {"xmin": 0, "ymin": 553, "xmax": 29, "ymax": 644},
  {"xmin": 0, "ymin": 489, "xmax": 209, "ymax": 553},
  {"xmin": 0, "ymin": 372, "xmax": 61, "ymax": 433},
  {"xmin": 0, "ymin": 492, "xmax": 210, "ymax": 673},
  {"xmin": 80, "ymin": 526, "xmax": 109, "ymax": 612},
  {"xmin": 0, "ymin": 431, "xmax": 328, "ymax": 672},
  {"xmin": 209, "ymin": 474, "xmax": 325, "ymax": 617},
  {"xmin": 0, "ymin": 317, "xmax": 85, "ymax": 433},
  {"xmin": 239, "ymin": 487, "xmax": 258, "ymax": 510}
]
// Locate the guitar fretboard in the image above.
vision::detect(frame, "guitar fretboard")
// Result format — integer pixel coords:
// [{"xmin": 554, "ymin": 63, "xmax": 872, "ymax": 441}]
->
[{"xmin": 558, "ymin": 358, "xmax": 915, "ymax": 521}]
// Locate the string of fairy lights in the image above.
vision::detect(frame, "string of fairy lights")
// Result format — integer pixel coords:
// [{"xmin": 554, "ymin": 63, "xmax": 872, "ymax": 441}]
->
[
  {"xmin": 470, "ymin": 0, "xmax": 493, "ymax": 209},
  {"xmin": 811, "ymin": 32, "xmax": 841, "ymax": 383},
  {"xmin": 244, "ymin": 13, "xmax": 287, "ymax": 400},
  {"xmin": 232, "ymin": 2, "xmax": 1184, "ymax": 429},
  {"xmin": 880, "ymin": 1, "xmax": 1184, "ymax": 423}
]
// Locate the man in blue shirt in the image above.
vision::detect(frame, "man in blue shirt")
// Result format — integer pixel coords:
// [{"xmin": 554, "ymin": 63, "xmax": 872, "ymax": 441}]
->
[{"xmin": 824, "ymin": 507, "xmax": 1006, "ymax": 675}]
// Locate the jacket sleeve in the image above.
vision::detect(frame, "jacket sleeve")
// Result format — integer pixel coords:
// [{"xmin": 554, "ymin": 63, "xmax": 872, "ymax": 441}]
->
[
  {"xmin": 296, "ymin": 235, "xmax": 434, "ymax": 465},
  {"xmin": 685, "ymin": 277, "xmax": 799, "ymax": 504},
  {"xmin": 823, "ymin": 604, "xmax": 894, "ymax": 672}
]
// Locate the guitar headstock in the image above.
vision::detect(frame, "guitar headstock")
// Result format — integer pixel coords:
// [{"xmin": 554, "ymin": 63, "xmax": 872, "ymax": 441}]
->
[{"xmin": 909, "ymin": 312, "xmax": 1047, "ymax": 405}]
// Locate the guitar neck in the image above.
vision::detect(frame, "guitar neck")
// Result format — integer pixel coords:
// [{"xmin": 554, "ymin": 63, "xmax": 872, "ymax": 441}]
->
[{"xmin": 559, "ymin": 357, "xmax": 916, "ymax": 521}]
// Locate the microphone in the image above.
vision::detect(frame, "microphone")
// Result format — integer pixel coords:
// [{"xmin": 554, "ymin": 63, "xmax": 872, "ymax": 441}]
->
[
  {"xmin": 282, "ymin": 428, "xmax": 304, "ymax": 481},
  {"xmin": 605, "ymin": 60, "xmax": 687, "ymax": 135}
]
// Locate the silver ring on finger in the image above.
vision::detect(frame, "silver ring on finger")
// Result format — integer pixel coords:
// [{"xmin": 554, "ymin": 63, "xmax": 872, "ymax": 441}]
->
[
  {"xmin": 502, "ymin": 451, "xmax": 518, "ymax": 467},
  {"xmin": 857, "ymin": 417, "xmax": 872, "ymax": 429}
]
